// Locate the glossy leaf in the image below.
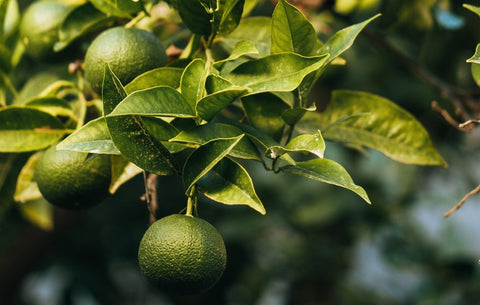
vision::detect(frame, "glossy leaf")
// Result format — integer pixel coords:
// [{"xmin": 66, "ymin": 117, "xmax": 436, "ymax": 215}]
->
[
  {"xmin": 55, "ymin": 2, "xmax": 113, "ymax": 51},
  {"xmin": 170, "ymin": 123, "xmax": 261, "ymax": 161},
  {"xmin": 141, "ymin": 116, "xmax": 185, "ymax": 153},
  {"xmin": 225, "ymin": 52, "xmax": 328, "ymax": 94},
  {"xmin": 180, "ymin": 58, "xmax": 208, "ymax": 108},
  {"xmin": 242, "ymin": 93, "xmax": 289, "ymax": 141},
  {"xmin": 197, "ymin": 87, "xmax": 250, "ymax": 121},
  {"xmin": 223, "ymin": 16, "xmax": 272, "ymax": 56},
  {"xmin": 281, "ymin": 158, "xmax": 370, "ymax": 204},
  {"xmin": 266, "ymin": 130, "xmax": 325, "ymax": 159},
  {"xmin": 125, "ymin": 67, "xmax": 183, "ymax": 94},
  {"xmin": 271, "ymin": 0, "xmax": 322, "ymax": 56},
  {"xmin": 103, "ymin": 65, "xmax": 178, "ymax": 175},
  {"xmin": 215, "ymin": 40, "xmax": 259, "ymax": 66},
  {"xmin": 296, "ymin": 90, "xmax": 447, "ymax": 166},
  {"xmin": 205, "ymin": 74, "xmax": 234, "ymax": 93},
  {"xmin": 89, "ymin": 0, "xmax": 143, "ymax": 17},
  {"xmin": 197, "ymin": 157, "xmax": 265, "ymax": 214},
  {"xmin": 107, "ymin": 86, "xmax": 196, "ymax": 118},
  {"xmin": 466, "ymin": 43, "xmax": 480, "ymax": 64},
  {"xmin": 183, "ymin": 135, "xmax": 244, "ymax": 193},
  {"xmin": 0, "ymin": 107, "xmax": 65, "ymax": 152},
  {"xmin": 213, "ymin": 0, "xmax": 244, "ymax": 35},
  {"xmin": 57, "ymin": 117, "xmax": 120, "ymax": 154}
]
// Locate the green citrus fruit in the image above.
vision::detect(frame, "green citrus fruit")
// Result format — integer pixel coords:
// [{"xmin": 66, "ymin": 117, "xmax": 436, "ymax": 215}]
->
[
  {"xmin": 138, "ymin": 214, "xmax": 227, "ymax": 295},
  {"xmin": 83, "ymin": 27, "xmax": 168, "ymax": 94},
  {"xmin": 19, "ymin": 1, "xmax": 71, "ymax": 61},
  {"xmin": 35, "ymin": 144, "xmax": 112, "ymax": 209}
]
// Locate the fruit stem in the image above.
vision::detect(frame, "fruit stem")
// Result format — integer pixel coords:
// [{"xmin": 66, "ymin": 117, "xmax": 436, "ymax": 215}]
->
[{"xmin": 186, "ymin": 186, "xmax": 198, "ymax": 217}]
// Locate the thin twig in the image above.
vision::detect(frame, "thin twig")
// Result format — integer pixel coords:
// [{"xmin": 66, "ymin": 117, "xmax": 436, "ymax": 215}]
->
[
  {"xmin": 141, "ymin": 172, "xmax": 159, "ymax": 225},
  {"xmin": 444, "ymin": 184, "xmax": 480, "ymax": 217},
  {"xmin": 431, "ymin": 101, "xmax": 465, "ymax": 131}
]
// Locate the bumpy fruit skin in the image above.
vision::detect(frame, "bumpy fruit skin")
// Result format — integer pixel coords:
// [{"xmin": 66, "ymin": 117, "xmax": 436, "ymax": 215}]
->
[
  {"xmin": 35, "ymin": 144, "xmax": 112, "ymax": 209},
  {"xmin": 83, "ymin": 27, "xmax": 168, "ymax": 94},
  {"xmin": 19, "ymin": 1, "xmax": 70, "ymax": 61},
  {"xmin": 138, "ymin": 214, "xmax": 227, "ymax": 295}
]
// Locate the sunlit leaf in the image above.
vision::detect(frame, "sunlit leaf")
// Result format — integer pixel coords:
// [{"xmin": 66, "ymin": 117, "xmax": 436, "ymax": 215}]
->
[
  {"xmin": 171, "ymin": 123, "xmax": 261, "ymax": 161},
  {"xmin": 107, "ymin": 86, "xmax": 196, "ymax": 119},
  {"xmin": 296, "ymin": 90, "xmax": 446, "ymax": 166},
  {"xmin": 57, "ymin": 117, "xmax": 120, "ymax": 154},
  {"xmin": 180, "ymin": 58, "xmax": 208, "ymax": 108},
  {"xmin": 197, "ymin": 157, "xmax": 265, "ymax": 214},
  {"xmin": 281, "ymin": 158, "xmax": 370, "ymax": 204},
  {"xmin": 226, "ymin": 52, "xmax": 328, "ymax": 94},
  {"xmin": 0, "ymin": 107, "xmax": 65, "ymax": 152},
  {"xmin": 109, "ymin": 155, "xmax": 143, "ymax": 193},
  {"xmin": 266, "ymin": 130, "xmax": 325, "ymax": 159},
  {"xmin": 464, "ymin": 4, "xmax": 480, "ymax": 18},
  {"xmin": 18, "ymin": 198, "xmax": 54, "ymax": 231},
  {"xmin": 125, "ymin": 67, "xmax": 183, "ymax": 94},
  {"xmin": 14, "ymin": 151, "xmax": 43, "ymax": 203},
  {"xmin": 183, "ymin": 135, "xmax": 244, "ymax": 193},
  {"xmin": 24, "ymin": 97, "xmax": 75, "ymax": 119},
  {"xmin": 271, "ymin": 0, "xmax": 322, "ymax": 56}
]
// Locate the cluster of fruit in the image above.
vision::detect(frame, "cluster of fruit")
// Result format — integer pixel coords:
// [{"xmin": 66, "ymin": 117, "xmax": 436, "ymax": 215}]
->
[{"xmin": 19, "ymin": 0, "xmax": 226, "ymax": 295}]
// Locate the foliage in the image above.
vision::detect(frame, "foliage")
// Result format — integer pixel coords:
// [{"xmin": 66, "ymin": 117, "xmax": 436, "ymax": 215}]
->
[{"xmin": 0, "ymin": 0, "xmax": 446, "ymax": 228}]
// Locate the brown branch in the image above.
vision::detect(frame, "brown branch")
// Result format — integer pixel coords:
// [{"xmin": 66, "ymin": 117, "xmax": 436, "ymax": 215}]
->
[
  {"xmin": 362, "ymin": 30, "xmax": 478, "ymax": 121},
  {"xmin": 444, "ymin": 184, "xmax": 480, "ymax": 217},
  {"xmin": 141, "ymin": 172, "xmax": 159, "ymax": 225},
  {"xmin": 431, "ymin": 101, "xmax": 464, "ymax": 131}
]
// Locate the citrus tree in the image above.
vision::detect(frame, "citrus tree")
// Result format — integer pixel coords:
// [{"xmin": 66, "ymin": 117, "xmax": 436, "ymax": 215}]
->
[{"xmin": 0, "ymin": 0, "xmax": 450, "ymax": 295}]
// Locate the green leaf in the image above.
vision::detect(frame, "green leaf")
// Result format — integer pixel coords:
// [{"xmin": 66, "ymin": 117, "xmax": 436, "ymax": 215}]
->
[
  {"xmin": 14, "ymin": 151, "xmax": 42, "ymax": 203},
  {"xmin": 103, "ymin": 65, "xmax": 178, "ymax": 175},
  {"xmin": 464, "ymin": 4, "xmax": 480, "ymax": 18},
  {"xmin": 18, "ymin": 198, "xmax": 54, "ymax": 231},
  {"xmin": 183, "ymin": 135, "xmax": 244, "ymax": 193},
  {"xmin": 109, "ymin": 155, "xmax": 143, "ymax": 193},
  {"xmin": 281, "ymin": 158, "xmax": 370, "ymax": 204},
  {"xmin": 319, "ymin": 14, "xmax": 380, "ymax": 64},
  {"xmin": 0, "ymin": 107, "xmax": 65, "ymax": 152},
  {"xmin": 223, "ymin": 16, "xmax": 272, "ymax": 56},
  {"xmin": 170, "ymin": 123, "xmax": 261, "ymax": 161},
  {"xmin": 108, "ymin": 86, "xmax": 196, "ymax": 119},
  {"xmin": 57, "ymin": 117, "xmax": 120, "ymax": 154},
  {"xmin": 197, "ymin": 157, "xmax": 265, "ymax": 214},
  {"xmin": 24, "ymin": 97, "xmax": 75, "ymax": 119},
  {"xmin": 271, "ymin": 0, "xmax": 322, "ymax": 56},
  {"xmin": 296, "ymin": 90, "xmax": 447, "ymax": 166},
  {"xmin": 225, "ymin": 52, "xmax": 329, "ymax": 94},
  {"xmin": 471, "ymin": 63, "xmax": 480, "ymax": 87},
  {"xmin": 467, "ymin": 43, "xmax": 480, "ymax": 64},
  {"xmin": 141, "ymin": 116, "xmax": 185, "ymax": 153},
  {"xmin": 242, "ymin": 93, "xmax": 289, "ymax": 141},
  {"xmin": 54, "ymin": 2, "xmax": 114, "ymax": 51},
  {"xmin": 205, "ymin": 74, "xmax": 235, "ymax": 93},
  {"xmin": 281, "ymin": 104, "xmax": 316, "ymax": 125},
  {"xmin": 125, "ymin": 67, "xmax": 183, "ymax": 94},
  {"xmin": 266, "ymin": 130, "xmax": 325, "ymax": 159},
  {"xmin": 180, "ymin": 58, "xmax": 208, "ymax": 109},
  {"xmin": 213, "ymin": 0, "xmax": 244, "ymax": 35},
  {"xmin": 177, "ymin": 0, "xmax": 212, "ymax": 35},
  {"xmin": 197, "ymin": 87, "xmax": 250, "ymax": 121},
  {"xmin": 89, "ymin": 0, "xmax": 143, "ymax": 17},
  {"xmin": 214, "ymin": 40, "xmax": 259, "ymax": 66}
]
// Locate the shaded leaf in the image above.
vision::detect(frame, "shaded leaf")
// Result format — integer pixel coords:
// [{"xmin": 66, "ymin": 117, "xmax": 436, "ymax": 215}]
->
[
  {"xmin": 125, "ymin": 67, "xmax": 183, "ymax": 94},
  {"xmin": 109, "ymin": 155, "xmax": 143, "ymax": 193},
  {"xmin": 89, "ymin": 0, "xmax": 143, "ymax": 17},
  {"xmin": 281, "ymin": 104, "xmax": 316, "ymax": 125},
  {"xmin": 0, "ymin": 107, "xmax": 65, "ymax": 152},
  {"xmin": 225, "ymin": 52, "xmax": 328, "ymax": 94},
  {"xmin": 14, "ymin": 151, "xmax": 42, "ymax": 203},
  {"xmin": 242, "ymin": 93, "xmax": 289, "ymax": 141},
  {"xmin": 197, "ymin": 157, "xmax": 265, "ymax": 214},
  {"xmin": 223, "ymin": 16, "xmax": 272, "ymax": 56},
  {"xmin": 197, "ymin": 87, "xmax": 250, "ymax": 121},
  {"xmin": 281, "ymin": 158, "xmax": 370, "ymax": 204},
  {"xmin": 297, "ymin": 90, "xmax": 446, "ymax": 166},
  {"xmin": 171, "ymin": 123, "xmax": 261, "ymax": 161},
  {"xmin": 141, "ymin": 116, "xmax": 185, "ymax": 153},
  {"xmin": 213, "ymin": 0, "xmax": 244, "ymax": 35},
  {"xmin": 57, "ymin": 117, "xmax": 120, "ymax": 154},
  {"xmin": 215, "ymin": 40, "xmax": 259, "ymax": 66},
  {"xmin": 24, "ymin": 97, "xmax": 75, "ymax": 119},
  {"xmin": 464, "ymin": 4, "xmax": 480, "ymax": 18},
  {"xmin": 108, "ymin": 86, "xmax": 196, "ymax": 118},
  {"xmin": 183, "ymin": 135, "xmax": 244, "ymax": 193},
  {"xmin": 177, "ymin": 0, "xmax": 212, "ymax": 35},
  {"xmin": 18, "ymin": 198, "xmax": 54, "ymax": 231},
  {"xmin": 103, "ymin": 65, "xmax": 178, "ymax": 175},
  {"xmin": 271, "ymin": 0, "xmax": 322, "ymax": 56},
  {"xmin": 54, "ymin": 2, "xmax": 114, "ymax": 51},
  {"xmin": 466, "ymin": 43, "xmax": 480, "ymax": 64}
]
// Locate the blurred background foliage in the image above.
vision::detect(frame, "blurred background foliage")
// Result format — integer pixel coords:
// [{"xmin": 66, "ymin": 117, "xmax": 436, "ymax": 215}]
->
[{"xmin": 2, "ymin": 0, "xmax": 480, "ymax": 304}]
